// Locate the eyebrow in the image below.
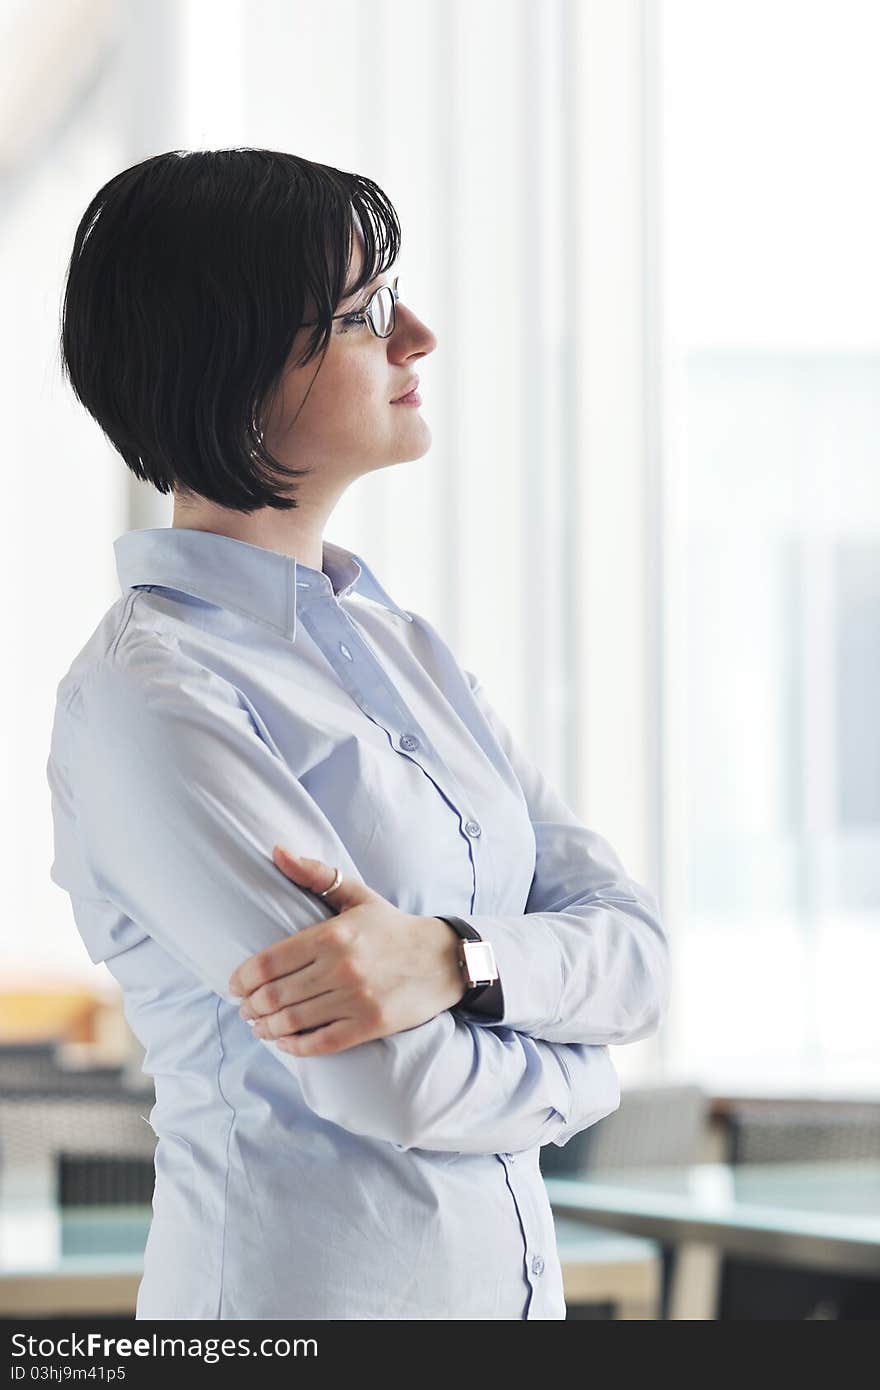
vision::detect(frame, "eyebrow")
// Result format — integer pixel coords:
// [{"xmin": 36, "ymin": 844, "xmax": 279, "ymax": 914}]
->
[{"xmin": 343, "ymin": 266, "xmax": 397, "ymax": 302}]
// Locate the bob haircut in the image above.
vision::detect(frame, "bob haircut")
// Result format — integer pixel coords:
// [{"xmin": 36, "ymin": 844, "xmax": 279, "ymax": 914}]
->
[{"xmin": 59, "ymin": 147, "xmax": 402, "ymax": 512}]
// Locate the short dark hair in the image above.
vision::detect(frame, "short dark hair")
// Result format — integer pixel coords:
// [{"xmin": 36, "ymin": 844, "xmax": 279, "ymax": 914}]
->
[{"xmin": 58, "ymin": 147, "xmax": 401, "ymax": 512}]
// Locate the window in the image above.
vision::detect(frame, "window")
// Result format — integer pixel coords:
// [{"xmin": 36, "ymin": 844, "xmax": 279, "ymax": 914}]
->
[{"xmin": 659, "ymin": 0, "xmax": 880, "ymax": 1090}]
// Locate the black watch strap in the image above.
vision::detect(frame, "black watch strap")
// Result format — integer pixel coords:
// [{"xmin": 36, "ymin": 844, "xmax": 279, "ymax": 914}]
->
[{"xmin": 435, "ymin": 915, "xmax": 496, "ymax": 1009}]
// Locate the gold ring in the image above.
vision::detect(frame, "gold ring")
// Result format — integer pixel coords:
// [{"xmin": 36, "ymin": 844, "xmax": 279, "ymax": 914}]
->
[{"xmin": 317, "ymin": 866, "xmax": 343, "ymax": 897}]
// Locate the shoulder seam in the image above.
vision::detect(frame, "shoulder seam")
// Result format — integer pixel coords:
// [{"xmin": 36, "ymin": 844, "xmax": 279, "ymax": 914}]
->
[
  {"xmin": 73, "ymin": 608, "xmax": 288, "ymax": 767},
  {"xmin": 109, "ymin": 587, "xmax": 143, "ymax": 659},
  {"xmin": 59, "ymin": 589, "xmax": 145, "ymax": 712}
]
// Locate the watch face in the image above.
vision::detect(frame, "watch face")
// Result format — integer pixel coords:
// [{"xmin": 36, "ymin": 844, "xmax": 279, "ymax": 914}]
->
[{"xmin": 462, "ymin": 939, "xmax": 497, "ymax": 983}]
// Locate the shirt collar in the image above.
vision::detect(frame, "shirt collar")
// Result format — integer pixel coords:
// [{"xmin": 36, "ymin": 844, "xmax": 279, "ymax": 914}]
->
[{"xmin": 113, "ymin": 527, "xmax": 413, "ymax": 641}]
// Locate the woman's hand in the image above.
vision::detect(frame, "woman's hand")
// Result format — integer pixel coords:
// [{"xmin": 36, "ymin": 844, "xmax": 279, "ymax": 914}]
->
[{"xmin": 227, "ymin": 846, "xmax": 467, "ymax": 1056}]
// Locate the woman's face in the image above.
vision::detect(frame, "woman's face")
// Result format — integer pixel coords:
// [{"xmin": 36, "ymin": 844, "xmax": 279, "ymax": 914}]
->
[{"xmin": 261, "ymin": 233, "xmax": 438, "ymax": 490}]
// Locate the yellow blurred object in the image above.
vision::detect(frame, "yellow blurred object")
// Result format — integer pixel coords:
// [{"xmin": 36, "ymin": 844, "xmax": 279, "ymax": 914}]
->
[{"xmin": 0, "ymin": 988, "xmax": 103, "ymax": 1044}]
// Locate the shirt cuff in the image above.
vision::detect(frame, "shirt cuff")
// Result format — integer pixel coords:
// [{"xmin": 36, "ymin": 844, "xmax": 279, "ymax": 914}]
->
[{"xmin": 450, "ymin": 915, "xmax": 562, "ymax": 1036}]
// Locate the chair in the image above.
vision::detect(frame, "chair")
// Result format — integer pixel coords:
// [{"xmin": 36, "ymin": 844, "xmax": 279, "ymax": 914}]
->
[
  {"xmin": 0, "ymin": 1041, "xmax": 145, "ymax": 1094},
  {"xmin": 0, "ymin": 1087, "xmax": 157, "ymax": 1178},
  {"xmin": 540, "ymin": 1082, "xmax": 708, "ymax": 1176},
  {"xmin": 0, "ymin": 1042, "xmax": 65, "ymax": 1089},
  {"xmin": 542, "ymin": 1084, "xmax": 708, "ymax": 1318},
  {"xmin": 56, "ymin": 1150, "xmax": 156, "ymax": 1207},
  {"xmin": 725, "ymin": 1104, "xmax": 880, "ymax": 1165},
  {"xmin": 719, "ymin": 1103, "xmax": 880, "ymax": 1319}
]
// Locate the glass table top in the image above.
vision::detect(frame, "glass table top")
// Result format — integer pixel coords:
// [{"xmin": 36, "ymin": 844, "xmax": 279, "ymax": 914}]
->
[{"xmin": 543, "ymin": 1160, "xmax": 880, "ymax": 1243}]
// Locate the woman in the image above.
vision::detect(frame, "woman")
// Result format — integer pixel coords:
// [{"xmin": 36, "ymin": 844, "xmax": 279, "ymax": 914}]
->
[{"xmin": 47, "ymin": 148, "xmax": 668, "ymax": 1320}]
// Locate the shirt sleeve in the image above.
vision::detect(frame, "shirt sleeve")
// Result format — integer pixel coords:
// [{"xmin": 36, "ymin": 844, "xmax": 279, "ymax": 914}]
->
[
  {"xmin": 62, "ymin": 634, "xmax": 620, "ymax": 1155},
  {"xmin": 453, "ymin": 668, "xmax": 670, "ymax": 1047}
]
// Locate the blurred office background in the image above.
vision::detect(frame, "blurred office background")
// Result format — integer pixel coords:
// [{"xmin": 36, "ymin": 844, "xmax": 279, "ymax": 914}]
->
[{"xmin": 1, "ymin": 0, "xmax": 878, "ymax": 1319}]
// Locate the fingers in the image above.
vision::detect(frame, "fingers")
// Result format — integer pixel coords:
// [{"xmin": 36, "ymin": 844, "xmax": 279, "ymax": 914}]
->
[
  {"xmin": 238, "ymin": 957, "xmax": 321, "ymax": 1019},
  {"xmin": 273, "ymin": 846, "xmax": 341, "ymax": 898},
  {"xmin": 275, "ymin": 1018, "xmax": 366, "ymax": 1056},
  {"xmin": 270, "ymin": 845, "xmax": 372, "ymax": 913},
  {"xmin": 229, "ymin": 931, "xmax": 316, "ymax": 998},
  {"xmin": 248, "ymin": 993, "xmax": 327, "ymax": 1038},
  {"xmin": 227, "ymin": 847, "xmax": 375, "ymax": 1001}
]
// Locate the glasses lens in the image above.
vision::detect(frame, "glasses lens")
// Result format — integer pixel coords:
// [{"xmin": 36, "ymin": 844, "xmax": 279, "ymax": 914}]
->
[{"xmin": 369, "ymin": 276, "xmax": 398, "ymax": 337}]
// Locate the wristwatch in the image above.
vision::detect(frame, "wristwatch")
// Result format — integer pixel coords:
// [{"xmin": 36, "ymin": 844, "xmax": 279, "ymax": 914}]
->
[{"xmin": 434, "ymin": 915, "xmax": 499, "ymax": 1008}]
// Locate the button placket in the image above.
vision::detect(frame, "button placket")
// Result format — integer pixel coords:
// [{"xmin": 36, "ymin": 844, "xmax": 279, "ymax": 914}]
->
[
  {"xmin": 298, "ymin": 598, "xmax": 434, "ymax": 763},
  {"xmin": 333, "ymin": 607, "xmax": 491, "ymax": 848},
  {"xmin": 336, "ymin": 607, "xmax": 435, "ymax": 756},
  {"xmin": 297, "ymin": 597, "xmax": 488, "ymax": 901},
  {"xmin": 500, "ymin": 1156, "xmax": 556, "ymax": 1318}
]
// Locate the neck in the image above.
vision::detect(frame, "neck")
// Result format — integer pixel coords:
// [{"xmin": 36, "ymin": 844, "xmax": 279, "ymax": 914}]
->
[{"xmin": 170, "ymin": 491, "xmax": 341, "ymax": 573}]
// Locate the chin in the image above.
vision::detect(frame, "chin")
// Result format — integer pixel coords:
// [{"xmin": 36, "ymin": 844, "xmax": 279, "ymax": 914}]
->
[{"xmin": 372, "ymin": 425, "xmax": 433, "ymax": 471}]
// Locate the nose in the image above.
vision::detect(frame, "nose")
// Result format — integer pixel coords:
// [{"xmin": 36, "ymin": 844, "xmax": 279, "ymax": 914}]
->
[{"xmin": 393, "ymin": 301, "xmax": 437, "ymax": 354}]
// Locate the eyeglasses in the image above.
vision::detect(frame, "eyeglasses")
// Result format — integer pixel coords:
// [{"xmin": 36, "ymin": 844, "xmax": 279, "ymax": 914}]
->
[{"xmin": 302, "ymin": 274, "xmax": 401, "ymax": 339}]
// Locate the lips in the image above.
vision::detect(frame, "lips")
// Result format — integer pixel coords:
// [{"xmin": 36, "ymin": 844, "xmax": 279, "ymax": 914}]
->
[{"xmin": 391, "ymin": 375, "xmax": 420, "ymax": 402}]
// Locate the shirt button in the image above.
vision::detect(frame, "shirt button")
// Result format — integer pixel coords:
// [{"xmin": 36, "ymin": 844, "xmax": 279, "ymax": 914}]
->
[
  {"xmin": 464, "ymin": 820, "xmax": 482, "ymax": 837},
  {"xmin": 531, "ymin": 1255, "xmax": 545, "ymax": 1277},
  {"xmin": 338, "ymin": 642, "xmax": 353, "ymax": 661},
  {"xmin": 399, "ymin": 734, "xmax": 420, "ymax": 751}
]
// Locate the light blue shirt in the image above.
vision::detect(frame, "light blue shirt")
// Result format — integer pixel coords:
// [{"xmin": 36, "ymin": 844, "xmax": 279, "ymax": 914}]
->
[{"xmin": 46, "ymin": 526, "xmax": 668, "ymax": 1320}]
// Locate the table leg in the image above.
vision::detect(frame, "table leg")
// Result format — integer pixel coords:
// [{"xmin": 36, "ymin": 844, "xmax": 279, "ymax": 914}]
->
[{"xmin": 667, "ymin": 1241, "xmax": 722, "ymax": 1319}]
